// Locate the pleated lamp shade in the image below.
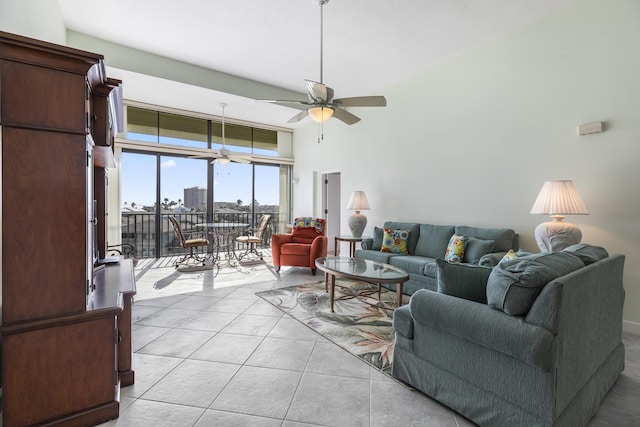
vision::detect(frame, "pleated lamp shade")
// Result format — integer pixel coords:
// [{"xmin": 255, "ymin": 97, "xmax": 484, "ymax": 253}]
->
[{"xmin": 530, "ymin": 180, "xmax": 588, "ymax": 218}]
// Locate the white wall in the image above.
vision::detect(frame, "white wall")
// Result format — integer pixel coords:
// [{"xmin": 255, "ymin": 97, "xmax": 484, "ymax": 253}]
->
[
  {"xmin": 292, "ymin": 0, "xmax": 640, "ymax": 323},
  {"xmin": 0, "ymin": 0, "xmax": 66, "ymax": 44}
]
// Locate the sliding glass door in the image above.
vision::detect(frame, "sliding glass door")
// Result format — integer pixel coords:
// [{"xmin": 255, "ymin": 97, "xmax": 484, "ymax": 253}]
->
[
  {"xmin": 121, "ymin": 153, "xmax": 287, "ymax": 258},
  {"xmin": 120, "ymin": 105, "xmax": 291, "ymax": 258}
]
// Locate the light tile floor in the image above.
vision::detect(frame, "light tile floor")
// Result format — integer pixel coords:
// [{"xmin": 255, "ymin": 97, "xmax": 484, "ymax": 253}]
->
[{"xmin": 99, "ymin": 254, "xmax": 640, "ymax": 427}]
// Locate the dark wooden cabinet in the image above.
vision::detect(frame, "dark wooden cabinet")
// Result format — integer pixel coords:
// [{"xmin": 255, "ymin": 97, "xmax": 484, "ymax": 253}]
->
[{"xmin": 1, "ymin": 31, "xmax": 134, "ymax": 426}]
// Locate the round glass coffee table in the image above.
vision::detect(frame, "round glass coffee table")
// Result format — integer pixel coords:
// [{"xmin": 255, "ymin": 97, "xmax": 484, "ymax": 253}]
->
[{"xmin": 315, "ymin": 256, "xmax": 409, "ymax": 312}]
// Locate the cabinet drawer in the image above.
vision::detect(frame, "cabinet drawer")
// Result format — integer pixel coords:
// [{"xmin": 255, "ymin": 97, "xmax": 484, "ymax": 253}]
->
[{"xmin": 1, "ymin": 59, "xmax": 87, "ymax": 132}]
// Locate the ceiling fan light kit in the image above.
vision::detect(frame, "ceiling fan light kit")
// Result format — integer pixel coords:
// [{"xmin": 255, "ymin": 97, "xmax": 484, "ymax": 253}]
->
[
  {"xmin": 259, "ymin": 0, "xmax": 386, "ymax": 126},
  {"xmin": 308, "ymin": 106, "xmax": 334, "ymax": 123}
]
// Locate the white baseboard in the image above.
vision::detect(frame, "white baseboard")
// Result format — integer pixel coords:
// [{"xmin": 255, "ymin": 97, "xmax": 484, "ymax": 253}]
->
[{"xmin": 623, "ymin": 320, "xmax": 640, "ymax": 336}]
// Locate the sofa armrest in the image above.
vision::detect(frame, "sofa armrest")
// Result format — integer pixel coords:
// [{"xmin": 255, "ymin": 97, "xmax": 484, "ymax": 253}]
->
[
  {"xmin": 361, "ymin": 237, "xmax": 373, "ymax": 250},
  {"xmin": 310, "ymin": 235, "xmax": 328, "ymax": 265},
  {"xmin": 409, "ymin": 290, "xmax": 556, "ymax": 370},
  {"xmin": 271, "ymin": 233, "xmax": 294, "ymax": 266}
]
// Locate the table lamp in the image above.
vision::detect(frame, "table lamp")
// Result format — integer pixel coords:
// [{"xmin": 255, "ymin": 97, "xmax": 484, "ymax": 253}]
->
[
  {"xmin": 346, "ymin": 191, "xmax": 370, "ymax": 238},
  {"xmin": 530, "ymin": 180, "xmax": 588, "ymax": 252}
]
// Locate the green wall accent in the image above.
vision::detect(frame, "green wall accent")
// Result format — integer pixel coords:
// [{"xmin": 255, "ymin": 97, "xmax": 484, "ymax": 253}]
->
[{"xmin": 66, "ymin": 30, "xmax": 304, "ymax": 102}]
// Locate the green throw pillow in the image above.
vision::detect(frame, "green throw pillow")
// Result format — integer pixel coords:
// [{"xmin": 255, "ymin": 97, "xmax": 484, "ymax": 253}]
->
[
  {"xmin": 371, "ymin": 226, "xmax": 384, "ymax": 250},
  {"xmin": 463, "ymin": 238, "xmax": 495, "ymax": 264},
  {"xmin": 436, "ymin": 259, "xmax": 492, "ymax": 303}
]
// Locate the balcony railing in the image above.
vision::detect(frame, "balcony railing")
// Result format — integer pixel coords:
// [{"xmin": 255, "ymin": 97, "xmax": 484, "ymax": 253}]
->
[{"xmin": 120, "ymin": 211, "xmax": 285, "ymax": 259}]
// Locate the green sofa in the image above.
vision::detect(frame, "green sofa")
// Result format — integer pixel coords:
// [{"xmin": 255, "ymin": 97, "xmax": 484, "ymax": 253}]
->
[
  {"xmin": 355, "ymin": 221, "xmax": 518, "ymax": 295},
  {"xmin": 393, "ymin": 245, "xmax": 625, "ymax": 426}
]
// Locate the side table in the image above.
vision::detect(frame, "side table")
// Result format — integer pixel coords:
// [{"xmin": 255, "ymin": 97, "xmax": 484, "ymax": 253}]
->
[{"xmin": 335, "ymin": 235, "xmax": 367, "ymax": 257}]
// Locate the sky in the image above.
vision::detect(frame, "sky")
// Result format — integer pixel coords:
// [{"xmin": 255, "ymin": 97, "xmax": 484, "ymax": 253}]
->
[{"xmin": 121, "ymin": 152, "xmax": 280, "ymax": 208}]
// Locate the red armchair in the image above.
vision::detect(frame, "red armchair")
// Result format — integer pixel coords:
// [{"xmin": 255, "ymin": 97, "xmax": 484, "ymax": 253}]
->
[{"xmin": 272, "ymin": 218, "xmax": 328, "ymax": 275}]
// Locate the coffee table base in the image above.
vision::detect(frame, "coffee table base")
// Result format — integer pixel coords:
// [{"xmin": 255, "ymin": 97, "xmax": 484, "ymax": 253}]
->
[{"xmin": 324, "ymin": 272, "xmax": 404, "ymax": 312}]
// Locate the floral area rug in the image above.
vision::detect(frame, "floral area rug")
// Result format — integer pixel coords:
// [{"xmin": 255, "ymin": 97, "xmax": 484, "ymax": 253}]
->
[{"xmin": 256, "ymin": 280, "xmax": 404, "ymax": 376}]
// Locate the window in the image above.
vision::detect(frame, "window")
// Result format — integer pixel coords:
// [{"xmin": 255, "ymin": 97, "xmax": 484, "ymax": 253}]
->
[
  {"xmin": 118, "ymin": 105, "xmax": 292, "ymax": 258},
  {"xmin": 128, "ymin": 106, "xmax": 278, "ymax": 154}
]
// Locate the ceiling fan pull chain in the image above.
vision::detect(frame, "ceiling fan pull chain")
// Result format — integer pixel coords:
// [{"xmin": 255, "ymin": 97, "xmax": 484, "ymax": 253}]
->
[
  {"xmin": 221, "ymin": 103, "xmax": 226, "ymax": 147},
  {"xmin": 317, "ymin": 122, "xmax": 325, "ymax": 143}
]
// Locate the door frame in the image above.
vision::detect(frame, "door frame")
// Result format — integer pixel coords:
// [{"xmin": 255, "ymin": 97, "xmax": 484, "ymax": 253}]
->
[{"xmin": 319, "ymin": 171, "xmax": 341, "ymax": 255}]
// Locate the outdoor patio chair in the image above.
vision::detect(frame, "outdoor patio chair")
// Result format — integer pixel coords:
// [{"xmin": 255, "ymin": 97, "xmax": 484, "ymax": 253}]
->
[
  {"xmin": 168, "ymin": 215, "xmax": 210, "ymax": 267},
  {"xmin": 236, "ymin": 214, "xmax": 271, "ymax": 261}
]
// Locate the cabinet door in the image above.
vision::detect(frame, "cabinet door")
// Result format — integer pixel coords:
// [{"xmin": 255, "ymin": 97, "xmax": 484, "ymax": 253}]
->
[
  {"xmin": 2, "ymin": 315, "xmax": 119, "ymax": 426},
  {"xmin": 2, "ymin": 127, "xmax": 88, "ymax": 323}
]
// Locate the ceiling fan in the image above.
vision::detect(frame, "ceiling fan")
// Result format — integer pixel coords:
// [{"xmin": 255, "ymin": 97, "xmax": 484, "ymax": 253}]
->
[
  {"xmin": 260, "ymin": 0, "xmax": 386, "ymax": 125},
  {"xmin": 190, "ymin": 103, "xmax": 251, "ymax": 165}
]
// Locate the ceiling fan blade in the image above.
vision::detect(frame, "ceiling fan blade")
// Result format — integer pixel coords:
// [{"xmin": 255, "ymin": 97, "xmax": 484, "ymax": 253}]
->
[
  {"xmin": 231, "ymin": 156, "xmax": 252, "ymax": 164},
  {"xmin": 333, "ymin": 96, "xmax": 387, "ymax": 107},
  {"xmin": 287, "ymin": 109, "xmax": 309, "ymax": 123},
  {"xmin": 256, "ymin": 98, "xmax": 309, "ymax": 105},
  {"xmin": 332, "ymin": 108, "xmax": 361, "ymax": 125},
  {"xmin": 188, "ymin": 150, "xmax": 221, "ymax": 159}
]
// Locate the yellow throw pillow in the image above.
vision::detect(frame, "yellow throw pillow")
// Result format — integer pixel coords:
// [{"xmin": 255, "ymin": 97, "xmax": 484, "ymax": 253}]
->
[
  {"xmin": 380, "ymin": 228, "xmax": 410, "ymax": 254},
  {"xmin": 445, "ymin": 234, "xmax": 468, "ymax": 263},
  {"xmin": 499, "ymin": 249, "xmax": 518, "ymax": 264}
]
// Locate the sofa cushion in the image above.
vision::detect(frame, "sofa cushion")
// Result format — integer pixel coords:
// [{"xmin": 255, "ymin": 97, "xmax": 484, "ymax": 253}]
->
[
  {"xmin": 414, "ymin": 224, "xmax": 455, "ymax": 258},
  {"xmin": 355, "ymin": 249, "xmax": 400, "ymax": 264},
  {"xmin": 383, "ymin": 221, "xmax": 420, "ymax": 254},
  {"xmin": 562, "ymin": 243, "xmax": 609, "ymax": 265},
  {"xmin": 463, "ymin": 237, "xmax": 495, "ymax": 264},
  {"xmin": 381, "ymin": 228, "xmax": 410, "ymax": 254},
  {"xmin": 487, "ymin": 251, "xmax": 585, "ymax": 316},
  {"xmin": 389, "ymin": 255, "xmax": 435, "ymax": 275},
  {"xmin": 436, "ymin": 259, "xmax": 492, "ymax": 304},
  {"xmin": 291, "ymin": 225, "xmax": 324, "ymax": 244},
  {"xmin": 455, "ymin": 225, "xmax": 516, "ymax": 252},
  {"xmin": 444, "ymin": 234, "xmax": 467, "ymax": 263},
  {"xmin": 280, "ymin": 242, "xmax": 311, "ymax": 256}
]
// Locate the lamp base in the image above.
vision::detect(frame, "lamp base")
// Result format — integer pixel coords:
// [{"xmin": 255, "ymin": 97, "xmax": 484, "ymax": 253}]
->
[
  {"xmin": 534, "ymin": 220, "xmax": 582, "ymax": 252},
  {"xmin": 348, "ymin": 211, "xmax": 367, "ymax": 238}
]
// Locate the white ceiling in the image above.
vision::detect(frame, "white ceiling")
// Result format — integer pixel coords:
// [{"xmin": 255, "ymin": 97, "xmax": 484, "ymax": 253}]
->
[{"xmin": 57, "ymin": 0, "xmax": 577, "ymax": 128}]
